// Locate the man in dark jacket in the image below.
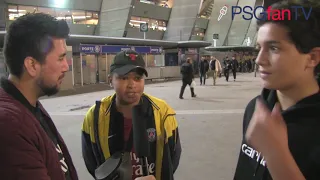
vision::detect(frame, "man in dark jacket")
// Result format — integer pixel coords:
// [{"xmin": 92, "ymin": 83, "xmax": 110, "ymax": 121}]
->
[
  {"xmin": 231, "ymin": 56, "xmax": 239, "ymax": 81},
  {"xmin": 0, "ymin": 13, "xmax": 78, "ymax": 179},
  {"xmin": 180, "ymin": 58, "xmax": 197, "ymax": 99},
  {"xmin": 223, "ymin": 56, "xmax": 232, "ymax": 81},
  {"xmin": 198, "ymin": 56, "xmax": 209, "ymax": 85}
]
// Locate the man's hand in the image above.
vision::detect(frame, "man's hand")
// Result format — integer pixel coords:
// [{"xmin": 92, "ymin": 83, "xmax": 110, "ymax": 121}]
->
[
  {"xmin": 135, "ymin": 175, "xmax": 156, "ymax": 180},
  {"xmin": 245, "ymin": 98, "xmax": 288, "ymax": 157}
]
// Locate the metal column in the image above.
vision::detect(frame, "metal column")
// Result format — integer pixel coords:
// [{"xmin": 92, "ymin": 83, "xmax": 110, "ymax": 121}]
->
[{"xmin": 80, "ymin": 53, "xmax": 84, "ymax": 86}]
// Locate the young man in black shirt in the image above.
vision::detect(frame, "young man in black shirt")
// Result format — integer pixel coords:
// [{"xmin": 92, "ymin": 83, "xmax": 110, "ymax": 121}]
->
[{"xmin": 234, "ymin": 1, "xmax": 320, "ymax": 180}]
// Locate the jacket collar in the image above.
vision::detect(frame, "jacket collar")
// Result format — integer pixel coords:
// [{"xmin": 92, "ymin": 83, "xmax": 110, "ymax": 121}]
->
[
  {"xmin": 0, "ymin": 77, "xmax": 52, "ymax": 118},
  {"xmin": 103, "ymin": 93, "xmax": 161, "ymax": 115},
  {"xmin": 0, "ymin": 77, "xmax": 38, "ymax": 115}
]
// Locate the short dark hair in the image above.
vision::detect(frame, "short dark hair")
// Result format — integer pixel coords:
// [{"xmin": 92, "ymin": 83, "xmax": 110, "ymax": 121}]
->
[
  {"xmin": 256, "ymin": 1, "xmax": 320, "ymax": 73},
  {"xmin": 4, "ymin": 13, "xmax": 70, "ymax": 77}
]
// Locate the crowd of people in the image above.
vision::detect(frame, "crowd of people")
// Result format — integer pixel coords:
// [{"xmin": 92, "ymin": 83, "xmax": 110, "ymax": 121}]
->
[{"xmin": 179, "ymin": 52, "xmax": 257, "ymax": 96}]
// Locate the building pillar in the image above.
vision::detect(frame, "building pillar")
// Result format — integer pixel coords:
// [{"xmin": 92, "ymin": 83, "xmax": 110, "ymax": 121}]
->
[{"xmin": 0, "ymin": 0, "xmax": 5, "ymax": 31}]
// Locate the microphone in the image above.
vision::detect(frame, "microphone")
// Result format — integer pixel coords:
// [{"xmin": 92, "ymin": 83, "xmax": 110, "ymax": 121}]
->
[
  {"xmin": 132, "ymin": 104, "xmax": 150, "ymax": 176},
  {"xmin": 218, "ymin": 5, "xmax": 228, "ymax": 21}
]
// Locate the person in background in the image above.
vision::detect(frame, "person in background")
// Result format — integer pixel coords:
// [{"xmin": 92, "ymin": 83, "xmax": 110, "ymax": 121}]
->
[
  {"xmin": 198, "ymin": 56, "xmax": 209, "ymax": 85},
  {"xmin": 231, "ymin": 56, "xmax": 239, "ymax": 81},
  {"xmin": 209, "ymin": 56, "xmax": 222, "ymax": 86},
  {"xmin": 180, "ymin": 57, "xmax": 197, "ymax": 99},
  {"xmin": 0, "ymin": 13, "xmax": 78, "ymax": 179},
  {"xmin": 82, "ymin": 50, "xmax": 181, "ymax": 180},
  {"xmin": 223, "ymin": 56, "xmax": 232, "ymax": 81},
  {"xmin": 234, "ymin": 1, "xmax": 320, "ymax": 180}
]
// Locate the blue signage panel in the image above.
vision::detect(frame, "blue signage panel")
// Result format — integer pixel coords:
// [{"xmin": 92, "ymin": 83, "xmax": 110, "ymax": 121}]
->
[
  {"xmin": 80, "ymin": 44, "xmax": 163, "ymax": 54},
  {"xmin": 133, "ymin": 46, "xmax": 152, "ymax": 53},
  {"xmin": 102, "ymin": 45, "xmax": 152, "ymax": 54},
  {"xmin": 101, "ymin": 45, "xmax": 131, "ymax": 53},
  {"xmin": 150, "ymin": 46, "xmax": 163, "ymax": 54},
  {"xmin": 79, "ymin": 44, "xmax": 101, "ymax": 54}
]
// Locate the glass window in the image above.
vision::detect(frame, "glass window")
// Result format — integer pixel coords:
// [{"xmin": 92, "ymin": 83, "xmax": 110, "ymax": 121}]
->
[
  {"xmin": 139, "ymin": 0, "xmax": 172, "ymax": 8},
  {"xmin": 85, "ymin": 11, "xmax": 98, "ymax": 25},
  {"xmin": 7, "ymin": 5, "xmax": 100, "ymax": 26},
  {"xmin": 140, "ymin": 17, "xmax": 149, "ymax": 23},
  {"xmin": 72, "ymin": 10, "xmax": 86, "ymax": 24},
  {"xmin": 8, "ymin": 4, "xmax": 18, "ymax": 13},
  {"xmin": 129, "ymin": 16, "xmax": 144, "ymax": 28},
  {"xmin": 37, "ymin": 7, "xmax": 56, "ymax": 17},
  {"xmin": 192, "ymin": 28, "xmax": 205, "ymax": 37},
  {"xmin": 19, "ymin": 6, "xmax": 37, "ymax": 14},
  {"xmin": 8, "ymin": 5, "xmax": 21, "ymax": 20},
  {"xmin": 55, "ymin": 8, "xmax": 72, "ymax": 21},
  {"xmin": 149, "ymin": 19, "xmax": 158, "ymax": 30},
  {"xmin": 131, "ymin": 16, "xmax": 140, "ymax": 21},
  {"xmin": 129, "ymin": 16, "xmax": 167, "ymax": 31},
  {"xmin": 93, "ymin": 12, "xmax": 99, "ymax": 19}
]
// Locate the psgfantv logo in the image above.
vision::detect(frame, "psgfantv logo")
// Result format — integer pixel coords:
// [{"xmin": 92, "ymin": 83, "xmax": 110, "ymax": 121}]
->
[{"xmin": 218, "ymin": 5, "xmax": 313, "ymax": 21}]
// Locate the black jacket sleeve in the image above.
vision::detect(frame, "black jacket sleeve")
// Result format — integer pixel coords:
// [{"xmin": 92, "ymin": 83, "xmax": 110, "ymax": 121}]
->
[
  {"xmin": 171, "ymin": 128, "xmax": 182, "ymax": 173},
  {"xmin": 165, "ymin": 115, "xmax": 182, "ymax": 173},
  {"xmin": 81, "ymin": 106, "xmax": 98, "ymax": 178},
  {"xmin": 82, "ymin": 131, "xmax": 97, "ymax": 178}
]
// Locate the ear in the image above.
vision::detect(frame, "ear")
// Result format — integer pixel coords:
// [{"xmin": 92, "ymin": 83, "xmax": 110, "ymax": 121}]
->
[
  {"xmin": 307, "ymin": 47, "xmax": 320, "ymax": 69},
  {"xmin": 24, "ymin": 57, "xmax": 40, "ymax": 77}
]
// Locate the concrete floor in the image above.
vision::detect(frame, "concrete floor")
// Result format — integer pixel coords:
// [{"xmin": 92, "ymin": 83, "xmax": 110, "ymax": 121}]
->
[{"xmin": 41, "ymin": 72, "xmax": 262, "ymax": 180}]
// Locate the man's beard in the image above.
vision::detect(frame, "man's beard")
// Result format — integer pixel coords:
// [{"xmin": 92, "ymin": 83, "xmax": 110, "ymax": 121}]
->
[{"xmin": 36, "ymin": 77, "xmax": 59, "ymax": 97}]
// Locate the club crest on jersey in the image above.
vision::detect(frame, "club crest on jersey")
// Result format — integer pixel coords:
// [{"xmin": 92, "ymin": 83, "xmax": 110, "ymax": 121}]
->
[{"xmin": 147, "ymin": 128, "xmax": 156, "ymax": 142}]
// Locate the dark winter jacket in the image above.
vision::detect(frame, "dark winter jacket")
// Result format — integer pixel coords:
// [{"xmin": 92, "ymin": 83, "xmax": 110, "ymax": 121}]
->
[
  {"xmin": 199, "ymin": 60, "xmax": 209, "ymax": 74},
  {"xmin": 181, "ymin": 62, "xmax": 194, "ymax": 83},
  {"xmin": 0, "ymin": 78, "xmax": 78, "ymax": 180}
]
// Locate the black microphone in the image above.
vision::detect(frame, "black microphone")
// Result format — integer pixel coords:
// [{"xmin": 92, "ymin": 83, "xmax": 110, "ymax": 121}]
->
[{"xmin": 132, "ymin": 104, "xmax": 150, "ymax": 176}]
